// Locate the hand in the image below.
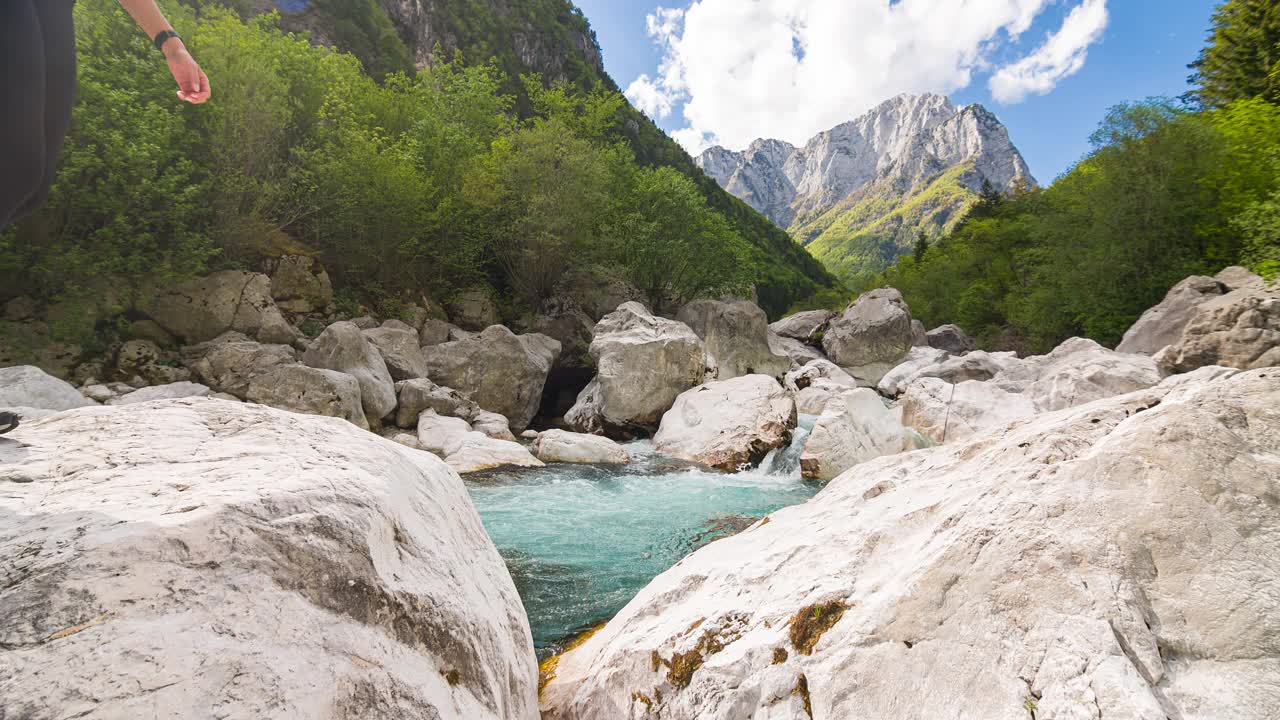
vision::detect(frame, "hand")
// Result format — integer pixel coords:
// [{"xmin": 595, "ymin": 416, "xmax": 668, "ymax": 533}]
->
[{"xmin": 162, "ymin": 39, "xmax": 211, "ymax": 104}]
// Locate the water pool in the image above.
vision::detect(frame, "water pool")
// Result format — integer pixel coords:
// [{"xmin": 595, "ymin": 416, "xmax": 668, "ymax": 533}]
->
[{"xmin": 464, "ymin": 418, "xmax": 821, "ymax": 658}]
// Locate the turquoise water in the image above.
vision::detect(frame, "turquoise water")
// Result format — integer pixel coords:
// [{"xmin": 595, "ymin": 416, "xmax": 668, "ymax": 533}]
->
[{"xmin": 464, "ymin": 419, "xmax": 820, "ymax": 658}]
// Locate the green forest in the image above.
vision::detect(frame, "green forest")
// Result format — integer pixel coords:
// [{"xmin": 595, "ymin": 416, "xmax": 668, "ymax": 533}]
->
[
  {"xmin": 0, "ymin": 0, "xmax": 833, "ymax": 339},
  {"xmin": 860, "ymin": 0, "xmax": 1280, "ymax": 354}
]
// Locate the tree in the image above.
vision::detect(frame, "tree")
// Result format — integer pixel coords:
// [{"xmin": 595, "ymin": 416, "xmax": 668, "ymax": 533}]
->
[
  {"xmin": 912, "ymin": 232, "xmax": 929, "ymax": 264},
  {"xmin": 476, "ymin": 117, "xmax": 623, "ymax": 306},
  {"xmin": 612, "ymin": 167, "xmax": 751, "ymax": 314},
  {"xmin": 1190, "ymin": 0, "xmax": 1280, "ymax": 107}
]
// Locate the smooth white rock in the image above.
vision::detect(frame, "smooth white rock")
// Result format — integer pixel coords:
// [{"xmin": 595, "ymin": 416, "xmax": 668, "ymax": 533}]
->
[
  {"xmin": 900, "ymin": 377, "xmax": 1038, "ymax": 444},
  {"xmin": 654, "ymin": 375, "xmax": 796, "ymax": 471},
  {"xmin": 541, "ymin": 370, "xmax": 1280, "ymax": 720},
  {"xmin": 0, "ymin": 365, "xmax": 97, "ymax": 411},
  {"xmin": 533, "ymin": 430, "xmax": 630, "ymax": 465},
  {"xmin": 995, "ymin": 337, "xmax": 1163, "ymax": 412},
  {"xmin": 302, "ymin": 321, "xmax": 398, "ymax": 421},
  {"xmin": 0, "ymin": 399, "xmax": 538, "ymax": 720},
  {"xmin": 799, "ymin": 388, "xmax": 915, "ymax": 480},
  {"xmin": 565, "ymin": 303, "xmax": 706, "ymax": 438},
  {"xmin": 876, "ymin": 346, "xmax": 949, "ymax": 396},
  {"xmin": 106, "ymin": 381, "xmax": 211, "ymax": 405}
]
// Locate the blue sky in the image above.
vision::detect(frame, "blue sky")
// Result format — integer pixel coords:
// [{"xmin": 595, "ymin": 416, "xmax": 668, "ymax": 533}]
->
[{"xmin": 576, "ymin": 0, "xmax": 1219, "ymax": 183}]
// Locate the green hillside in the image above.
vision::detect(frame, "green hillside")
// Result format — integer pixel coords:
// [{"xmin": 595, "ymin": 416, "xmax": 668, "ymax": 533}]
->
[{"xmin": 270, "ymin": 0, "xmax": 838, "ymax": 316}]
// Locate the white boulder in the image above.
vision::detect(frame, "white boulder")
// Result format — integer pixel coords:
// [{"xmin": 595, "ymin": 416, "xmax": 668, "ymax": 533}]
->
[
  {"xmin": 677, "ymin": 299, "xmax": 789, "ymax": 380},
  {"xmin": 1116, "ymin": 275, "xmax": 1225, "ymax": 355},
  {"xmin": 362, "ymin": 325, "xmax": 430, "ymax": 381},
  {"xmin": 244, "ymin": 364, "xmax": 369, "ymax": 429},
  {"xmin": 0, "ymin": 399, "xmax": 538, "ymax": 720},
  {"xmin": 822, "ymin": 288, "xmax": 916, "ymax": 384},
  {"xmin": 768, "ymin": 309, "xmax": 834, "ymax": 343},
  {"xmin": 900, "ymin": 377, "xmax": 1038, "ymax": 444},
  {"xmin": 533, "ymin": 430, "xmax": 631, "ymax": 465},
  {"xmin": 541, "ymin": 370, "xmax": 1280, "ymax": 720},
  {"xmin": 799, "ymin": 388, "xmax": 915, "ymax": 480},
  {"xmin": 654, "ymin": 375, "xmax": 796, "ymax": 471},
  {"xmin": 303, "ymin": 321, "xmax": 398, "ymax": 422},
  {"xmin": 0, "ymin": 365, "xmax": 96, "ymax": 411},
  {"xmin": 566, "ymin": 303, "xmax": 706, "ymax": 438},
  {"xmin": 107, "ymin": 381, "xmax": 211, "ymax": 405},
  {"xmin": 1155, "ymin": 272, "xmax": 1280, "ymax": 373},
  {"xmin": 424, "ymin": 326, "xmax": 560, "ymax": 433}
]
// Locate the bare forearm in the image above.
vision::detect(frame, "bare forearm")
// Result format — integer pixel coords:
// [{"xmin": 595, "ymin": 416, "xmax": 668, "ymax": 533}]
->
[{"xmin": 118, "ymin": 0, "xmax": 173, "ymax": 41}]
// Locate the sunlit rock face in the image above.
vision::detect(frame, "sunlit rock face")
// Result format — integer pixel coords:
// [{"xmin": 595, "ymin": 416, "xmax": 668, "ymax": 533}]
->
[
  {"xmin": 542, "ymin": 369, "xmax": 1280, "ymax": 720},
  {"xmin": 0, "ymin": 399, "xmax": 539, "ymax": 720},
  {"xmin": 698, "ymin": 94, "xmax": 1033, "ymax": 230},
  {"xmin": 697, "ymin": 94, "xmax": 1034, "ymax": 278}
]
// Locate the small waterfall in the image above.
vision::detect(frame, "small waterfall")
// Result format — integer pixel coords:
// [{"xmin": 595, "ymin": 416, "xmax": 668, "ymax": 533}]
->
[{"xmin": 759, "ymin": 414, "xmax": 818, "ymax": 478}]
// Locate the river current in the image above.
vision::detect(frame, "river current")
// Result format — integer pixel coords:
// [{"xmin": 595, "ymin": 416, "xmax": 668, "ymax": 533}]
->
[{"xmin": 465, "ymin": 417, "xmax": 821, "ymax": 658}]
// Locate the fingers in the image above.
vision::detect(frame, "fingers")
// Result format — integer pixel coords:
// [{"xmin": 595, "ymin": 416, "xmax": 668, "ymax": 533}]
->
[{"xmin": 175, "ymin": 63, "xmax": 211, "ymax": 104}]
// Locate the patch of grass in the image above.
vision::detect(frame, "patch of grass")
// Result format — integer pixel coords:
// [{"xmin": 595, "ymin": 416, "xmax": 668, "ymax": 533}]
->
[
  {"xmin": 652, "ymin": 617, "xmax": 746, "ymax": 689},
  {"xmin": 772, "ymin": 647, "xmax": 789, "ymax": 664},
  {"xmin": 443, "ymin": 669, "xmax": 460, "ymax": 686},
  {"xmin": 789, "ymin": 600, "xmax": 849, "ymax": 655}
]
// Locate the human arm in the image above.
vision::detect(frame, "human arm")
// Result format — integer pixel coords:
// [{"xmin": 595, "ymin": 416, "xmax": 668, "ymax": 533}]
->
[{"xmin": 117, "ymin": 0, "xmax": 211, "ymax": 104}]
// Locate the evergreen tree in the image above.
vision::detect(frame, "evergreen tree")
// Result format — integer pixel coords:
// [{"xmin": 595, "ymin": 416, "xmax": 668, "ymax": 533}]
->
[
  {"xmin": 1190, "ymin": 0, "xmax": 1280, "ymax": 107},
  {"xmin": 912, "ymin": 232, "xmax": 929, "ymax": 264}
]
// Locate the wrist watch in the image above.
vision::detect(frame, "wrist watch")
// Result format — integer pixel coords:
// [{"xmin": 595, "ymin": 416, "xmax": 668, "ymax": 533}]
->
[{"xmin": 153, "ymin": 29, "xmax": 181, "ymax": 52}]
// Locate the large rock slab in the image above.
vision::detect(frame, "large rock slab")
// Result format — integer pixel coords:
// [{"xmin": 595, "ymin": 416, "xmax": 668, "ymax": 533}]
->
[
  {"xmin": 0, "ymin": 365, "xmax": 96, "ymax": 411},
  {"xmin": 541, "ymin": 369, "xmax": 1280, "ymax": 720},
  {"xmin": 0, "ymin": 399, "xmax": 538, "ymax": 720},
  {"xmin": 879, "ymin": 349, "xmax": 1020, "ymax": 397},
  {"xmin": 185, "ymin": 332, "xmax": 297, "ymax": 399},
  {"xmin": 362, "ymin": 325, "xmax": 430, "ymax": 381},
  {"xmin": 245, "ymin": 364, "xmax": 369, "ymax": 429},
  {"xmin": 1117, "ymin": 275, "xmax": 1225, "ymax": 355},
  {"xmin": 677, "ymin": 299, "xmax": 789, "ymax": 381},
  {"xmin": 533, "ymin": 430, "xmax": 630, "ymax": 465},
  {"xmin": 822, "ymin": 288, "xmax": 916, "ymax": 384},
  {"xmin": 768, "ymin": 309, "xmax": 834, "ymax": 344},
  {"xmin": 767, "ymin": 332, "xmax": 825, "ymax": 369},
  {"xmin": 654, "ymin": 375, "xmax": 796, "ymax": 471},
  {"xmin": 107, "ymin": 381, "xmax": 211, "ymax": 406},
  {"xmin": 1155, "ymin": 273, "xmax": 1280, "ymax": 373},
  {"xmin": 444, "ymin": 433, "xmax": 545, "ymax": 474},
  {"xmin": 423, "ymin": 326, "xmax": 560, "ymax": 433},
  {"xmin": 875, "ymin": 346, "xmax": 949, "ymax": 396},
  {"xmin": 900, "ymin": 377, "xmax": 1038, "ymax": 444},
  {"xmin": 139, "ymin": 270, "xmax": 297, "ymax": 345},
  {"xmin": 303, "ymin": 321, "xmax": 398, "ymax": 422},
  {"xmin": 566, "ymin": 303, "xmax": 706, "ymax": 438},
  {"xmin": 996, "ymin": 337, "xmax": 1163, "ymax": 412},
  {"xmin": 799, "ymin": 388, "xmax": 914, "ymax": 480}
]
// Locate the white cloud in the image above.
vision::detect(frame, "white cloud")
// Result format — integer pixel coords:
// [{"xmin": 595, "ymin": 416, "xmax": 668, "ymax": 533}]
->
[
  {"xmin": 989, "ymin": 0, "xmax": 1110, "ymax": 103},
  {"xmin": 626, "ymin": 74, "xmax": 675, "ymax": 119},
  {"xmin": 637, "ymin": 0, "xmax": 1110, "ymax": 154}
]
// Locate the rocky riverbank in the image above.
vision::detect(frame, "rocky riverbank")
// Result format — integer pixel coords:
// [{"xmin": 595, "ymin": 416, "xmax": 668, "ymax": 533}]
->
[{"xmin": 1, "ymin": 264, "xmax": 1277, "ymax": 718}]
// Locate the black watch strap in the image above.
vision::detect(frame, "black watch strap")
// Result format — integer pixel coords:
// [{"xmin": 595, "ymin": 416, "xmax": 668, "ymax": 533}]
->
[{"xmin": 153, "ymin": 30, "xmax": 181, "ymax": 52}]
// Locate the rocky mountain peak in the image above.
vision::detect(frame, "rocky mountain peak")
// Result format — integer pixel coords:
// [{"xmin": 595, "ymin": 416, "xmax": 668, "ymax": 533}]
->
[{"xmin": 696, "ymin": 94, "xmax": 1034, "ymax": 279}]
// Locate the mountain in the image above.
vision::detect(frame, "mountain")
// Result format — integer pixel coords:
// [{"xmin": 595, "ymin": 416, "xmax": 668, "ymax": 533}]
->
[
  {"xmin": 697, "ymin": 94, "xmax": 1034, "ymax": 284},
  {"xmin": 259, "ymin": 0, "xmax": 837, "ymax": 316}
]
